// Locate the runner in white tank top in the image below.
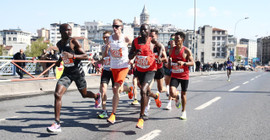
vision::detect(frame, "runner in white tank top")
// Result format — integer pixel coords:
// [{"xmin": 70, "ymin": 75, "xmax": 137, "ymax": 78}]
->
[{"xmin": 105, "ymin": 19, "xmax": 132, "ymax": 125}]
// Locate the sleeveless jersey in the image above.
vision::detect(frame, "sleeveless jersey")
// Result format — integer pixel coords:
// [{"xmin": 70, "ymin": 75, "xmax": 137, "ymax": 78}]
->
[
  {"xmin": 170, "ymin": 46, "xmax": 189, "ymax": 80},
  {"xmin": 154, "ymin": 46, "xmax": 163, "ymax": 69},
  {"xmin": 102, "ymin": 45, "xmax": 111, "ymax": 71},
  {"xmin": 109, "ymin": 35, "xmax": 129, "ymax": 69},
  {"xmin": 134, "ymin": 37, "xmax": 157, "ymax": 72},
  {"xmin": 57, "ymin": 38, "xmax": 84, "ymax": 75}
]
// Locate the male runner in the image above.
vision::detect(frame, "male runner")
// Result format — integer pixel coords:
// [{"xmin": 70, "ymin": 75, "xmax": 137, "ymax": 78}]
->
[
  {"xmin": 226, "ymin": 57, "xmax": 233, "ymax": 81},
  {"xmin": 129, "ymin": 24, "xmax": 162, "ymax": 129},
  {"xmin": 106, "ymin": 19, "xmax": 132, "ymax": 124},
  {"xmin": 47, "ymin": 24, "xmax": 101, "ymax": 133},
  {"xmin": 169, "ymin": 32, "xmax": 194, "ymax": 120},
  {"xmin": 97, "ymin": 31, "xmax": 114, "ymax": 119}
]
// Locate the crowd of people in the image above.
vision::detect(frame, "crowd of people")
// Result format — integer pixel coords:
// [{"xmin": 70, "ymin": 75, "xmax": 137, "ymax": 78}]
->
[{"xmin": 46, "ymin": 19, "xmax": 196, "ymax": 133}]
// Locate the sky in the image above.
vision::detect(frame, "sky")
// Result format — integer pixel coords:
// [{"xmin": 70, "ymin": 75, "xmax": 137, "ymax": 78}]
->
[{"xmin": 1, "ymin": 0, "xmax": 269, "ymax": 40}]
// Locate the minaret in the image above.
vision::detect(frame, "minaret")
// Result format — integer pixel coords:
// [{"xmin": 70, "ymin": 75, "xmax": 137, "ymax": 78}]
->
[{"xmin": 140, "ymin": 5, "xmax": 149, "ymax": 25}]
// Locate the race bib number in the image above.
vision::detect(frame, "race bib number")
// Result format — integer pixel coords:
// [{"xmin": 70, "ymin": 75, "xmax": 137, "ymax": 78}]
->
[
  {"xmin": 171, "ymin": 62, "xmax": 184, "ymax": 73},
  {"xmin": 111, "ymin": 48, "xmax": 122, "ymax": 58},
  {"xmin": 61, "ymin": 53, "xmax": 74, "ymax": 67},
  {"xmin": 136, "ymin": 56, "xmax": 150, "ymax": 69},
  {"xmin": 103, "ymin": 57, "xmax": 110, "ymax": 67}
]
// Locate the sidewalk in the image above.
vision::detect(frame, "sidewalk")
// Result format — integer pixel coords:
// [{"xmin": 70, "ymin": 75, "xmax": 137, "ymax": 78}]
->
[{"xmin": 0, "ymin": 71, "xmax": 226, "ymax": 100}]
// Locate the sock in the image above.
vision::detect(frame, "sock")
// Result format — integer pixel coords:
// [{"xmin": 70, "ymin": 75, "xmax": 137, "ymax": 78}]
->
[
  {"xmin": 166, "ymin": 85, "xmax": 169, "ymax": 94},
  {"xmin": 55, "ymin": 120, "xmax": 60, "ymax": 125}
]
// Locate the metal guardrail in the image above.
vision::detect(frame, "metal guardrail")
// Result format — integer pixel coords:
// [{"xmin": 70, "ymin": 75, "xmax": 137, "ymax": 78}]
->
[{"xmin": 0, "ymin": 57, "xmax": 97, "ymax": 81}]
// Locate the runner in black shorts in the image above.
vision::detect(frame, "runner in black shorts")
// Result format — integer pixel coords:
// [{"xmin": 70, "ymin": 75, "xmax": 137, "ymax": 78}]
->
[
  {"xmin": 47, "ymin": 24, "xmax": 101, "ymax": 133},
  {"xmin": 170, "ymin": 78, "xmax": 189, "ymax": 92},
  {"xmin": 97, "ymin": 31, "xmax": 115, "ymax": 119}
]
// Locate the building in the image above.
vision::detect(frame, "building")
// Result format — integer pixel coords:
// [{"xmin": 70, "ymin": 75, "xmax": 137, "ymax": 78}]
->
[
  {"xmin": 140, "ymin": 5, "xmax": 149, "ymax": 25},
  {"xmin": 50, "ymin": 22, "xmax": 88, "ymax": 46},
  {"xmin": 261, "ymin": 36, "xmax": 270, "ymax": 65},
  {"xmin": 236, "ymin": 44, "xmax": 248, "ymax": 58},
  {"xmin": 240, "ymin": 38, "xmax": 257, "ymax": 59},
  {"xmin": 0, "ymin": 29, "xmax": 31, "ymax": 54},
  {"xmin": 257, "ymin": 38, "xmax": 263, "ymax": 64},
  {"xmin": 197, "ymin": 25, "xmax": 229, "ymax": 63},
  {"xmin": 37, "ymin": 28, "xmax": 50, "ymax": 41}
]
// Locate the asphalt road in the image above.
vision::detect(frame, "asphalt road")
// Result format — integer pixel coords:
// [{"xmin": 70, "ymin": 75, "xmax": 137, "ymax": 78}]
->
[{"xmin": 0, "ymin": 71, "xmax": 269, "ymax": 140}]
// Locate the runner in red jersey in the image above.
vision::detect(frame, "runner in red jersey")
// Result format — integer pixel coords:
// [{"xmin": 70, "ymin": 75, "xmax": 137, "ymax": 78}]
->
[
  {"xmin": 129, "ymin": 24, "xmax": 162, "ymax": 129},
  {"xmin": 169, "ymin": 32, "xmax": 194, "ymax": 120}
]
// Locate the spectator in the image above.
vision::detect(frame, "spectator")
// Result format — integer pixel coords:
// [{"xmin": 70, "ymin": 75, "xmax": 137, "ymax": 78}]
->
[
  {"xmin": 47, "ymin": 50, "xmax": 58, "ymax": 76},
  {"xmin": 13, "ymin": 49, "xmax": 26, "ymax": 79}
]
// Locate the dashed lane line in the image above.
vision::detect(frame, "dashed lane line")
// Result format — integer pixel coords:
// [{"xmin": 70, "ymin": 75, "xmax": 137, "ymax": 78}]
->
[
  {"xmin": 194, "ymin": 97, "xmax": 221, "ymax": 110},
  {"xmin": 137, "ymin": 129, "xmax": 161, "ymax": 140},
  {"xmin": 0, "ymin": 116, "xmax": 18, "ymax": 121},
  {"xmin": 243, "ymin": 81, "xmax": 249, "ymax": 85},
  {"xmin": 229, "ymin": 86, "xmax": 240, "ymax": 92}
]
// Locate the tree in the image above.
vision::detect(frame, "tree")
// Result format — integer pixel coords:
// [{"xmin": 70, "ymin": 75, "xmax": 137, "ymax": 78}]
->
[
  {"xmin": 236, "ymin": 55, "xmax": 242, "ymax": 62},
  {"xmin": 0, "ymin": 45, "xmax": 3, "ymax": 56},
  {"xmin": 25, "ymin": 38, "xmax": 50, "ymax": 57}
]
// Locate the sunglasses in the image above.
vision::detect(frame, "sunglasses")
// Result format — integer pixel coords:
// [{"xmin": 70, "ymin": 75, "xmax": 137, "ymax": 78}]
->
[
  {"xmin": 112, "ymin": 25, "xmax": 121, "ymax": 29},
  {"xmin": 103, "ymin": 36, "xmax": 110, "ymax": 39}
]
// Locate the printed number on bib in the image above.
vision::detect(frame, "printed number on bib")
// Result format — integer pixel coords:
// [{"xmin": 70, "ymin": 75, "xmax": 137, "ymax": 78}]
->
[
  {"xmin": 111, "ymin": 48, "xmax": 123, "ymax": 58},
  {"xmin": 171, "ymin": 62, "xmax": 184, "ymax": 73},
  {"xmin": 136, "ymin": 56, "xmax": 150, "ymax": 69},
  {"xmin": 103, "ymin": 57, "xmax": 110, "ymax": 67}
]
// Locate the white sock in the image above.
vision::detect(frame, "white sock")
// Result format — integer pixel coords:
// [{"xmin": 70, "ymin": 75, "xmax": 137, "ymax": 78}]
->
[{"xmin": 166, "ymin": 85, "xmax": 169, "ymax": 94}]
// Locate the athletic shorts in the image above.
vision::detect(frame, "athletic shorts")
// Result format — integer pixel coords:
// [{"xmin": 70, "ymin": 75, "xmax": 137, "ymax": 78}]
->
[
  {"xmin": 170, "ymin": 77, "xmax": 189, "ymax": 92},
  {"xmin": 57, "ymin": 72, "xmax": 87, "ymax": 90},
  {"xmin": 100, "ymin": 69, "xmax": 114, "ymax": 87},
  {"xmin": 137, "ymin": 71, "xmax": 156, "ymax": 85},
  {"xmin": 163, "ymin": 66, "xmax": 171, "ymax": 76},
  {"xmin": 154, "ymin": 67, "xmax": 165, "ymax": 80},
  {"xmin": 133, "ymin": 69, "xmax": 138, "ymax": 77},
  {"xmin": 111, "ymin": 68, "xmax": 129, "ymax": 85}
]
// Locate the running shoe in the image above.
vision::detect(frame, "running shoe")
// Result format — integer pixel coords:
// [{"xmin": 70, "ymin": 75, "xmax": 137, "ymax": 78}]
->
[
  {"xmin": 175, "ymin": 94, "xmax": 181, "ymax": 109},
  {"xmin": 165, "ymin": 101, "xmax": 172, "ymax": 110},
  {"xmin": 98, "ymin": 110, "xmax": 108, "ymax": 119},
  {"xmin": 136, "ymin": 118, "xmax": 144, "ymax": 129},
  {"xmin": 227, "ymin": 78, "xmax": 230, "ymax": 81},
  {"xmin": 47, "ymin": 122, "xmax": 61, "ymax": 133},
  {"xmin": 107, "ymin": 113, "xmax": 116, "ymax": 124},
  {"xmin": 131, "ymin": 99, "xmax": 139, "ymax": 105},
  {"xmin": 180, "ymin": 111, "xmax": 187, "ymax": 120},
  {"xmin": 95, "ymin": 92, "xmax": 101, "ymax": 108},
  {"xmin": 128, "ymin": 86, "xmax": 134, "ymax": 99},
  {"xmin": 155, "ymin": 92, "xmax": 162, "ymax": 108}
]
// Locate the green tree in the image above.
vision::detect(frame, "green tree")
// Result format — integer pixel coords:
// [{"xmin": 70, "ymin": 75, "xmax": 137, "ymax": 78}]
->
[
  {"xmin": 25, "ymin": 38, "xmax": 50, "ymax": 57},
  {"xmin": 236, "ymin": 55, "xmax": 242, "ymax": 62}
]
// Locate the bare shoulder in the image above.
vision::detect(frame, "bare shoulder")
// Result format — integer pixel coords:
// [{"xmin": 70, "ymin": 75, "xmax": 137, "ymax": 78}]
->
[
  {"xmin": 184, "ymin": 47, "xmax": 192, "ymax": 55},
  {"xmin": 125, "ymin": 36, "xmax": 131, "ymax": 44}
]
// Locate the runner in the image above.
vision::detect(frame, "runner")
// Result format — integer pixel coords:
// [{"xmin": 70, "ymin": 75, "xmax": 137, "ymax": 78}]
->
[
  {"xmin": 226, "ymin": 57, "xmax": 233, "ymax": 81},
  {"xmin": 47, "ymin": 24, "xmax": 101, "ymax": 133},
  {"xmin": 106, "ymin": 19, "xmax": 131, "ymax": 124},
  {"xmin": 169, "ymin": 31, "xmax": 194, "ymax": 120},
  {"xmin": 129, "ymin": 24, "xmax": 162, "ymax": 129},
  {"xmin": 145, "ymin": 29, "xmax": 168, "ymax": 113},
  {"xmin": 163, "ymin": 34, "xmax": 175, "ymax": 110},
  {"xmin": 97, "ymin": 31, "xmax": 114, "ymax": 119}
]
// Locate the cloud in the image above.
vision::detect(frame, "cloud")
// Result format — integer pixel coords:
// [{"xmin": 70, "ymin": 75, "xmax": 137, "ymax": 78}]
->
[
  {"xmin": 187, "ymin": 8, "xmax": 205, "ymax": 18},
  {"xmin": 209, "ymin": 6, "xmax": 218, "ymax": 17}
]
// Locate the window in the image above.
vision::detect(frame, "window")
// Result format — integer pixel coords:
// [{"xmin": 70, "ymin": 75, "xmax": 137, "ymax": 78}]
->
[
  {"xmin": 8, "ymin": 37, "xmax": 11, "ymax": 41},
  {"xmin": 222, "ymin": 53, "xmax": 225, "ymax": 57},
  {"xmin": 212, "ymin": 42, "xmax": 215, "ymax": 46},
  {"xmin": 217, "ymin": 37, "xmax": 220, "ymax": 40},
  {"xmin": 217, "ymin": 48, "xmax": 220, "ymax": 51},
  {"xmin": 217, "ymin": 42, "xmax": 220, "ymax": 46},
  {"xmin": 212, "ymin": 36, "xmax": 215, "ymax": 40},
  {"xmin": 13, "ymin": 37, "xmax": 17, "ymax": 41},
  {"xmin": 212, "ymin": 53, "xmax": 215, "ymax": 56},
  {"xmin": 217, "ymin": 53, "xmax": 220, "ymax": 56},
  {"xmin": 212, "ymin": 47, "xmax": 215, "ymax": 51}
]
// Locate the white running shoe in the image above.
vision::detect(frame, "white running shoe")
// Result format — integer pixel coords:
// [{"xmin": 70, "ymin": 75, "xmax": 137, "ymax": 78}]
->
[
  {"xmin": 175, "ymin": 94, "xmax": 181, "ymax": 109},
  {"xmin": 180, "ymin": 111, "xmax": 187, "ymax": 120},
  {"xmin": 165, "ymin": 101, "xmax": 172, "ymax": 110},
  {"xmin": 47, "ymin": 122, "xmax": 61, "ymax": 133}
]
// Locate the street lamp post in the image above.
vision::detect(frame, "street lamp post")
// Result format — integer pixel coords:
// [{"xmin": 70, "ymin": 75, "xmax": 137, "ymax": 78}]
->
[
  {"xmin": 234, "ymin": 17, "xmax": 249, "ymax": 40},
  {"xmin": 193, "ymin": 0, "xmax": 197, "ymax": 72}
]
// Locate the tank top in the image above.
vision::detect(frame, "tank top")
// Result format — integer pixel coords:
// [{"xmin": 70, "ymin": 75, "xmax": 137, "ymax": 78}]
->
[
  {"xmin": 170, "ymin": 46, "xmax": 189, "ymax": 80},
  {"xmin": 134, "ymin": 37, "xmax": 157, "ymax": 72},
  {"xmin": 57, "ymin": 38, "xmax": 84, "ymax": 76},
  {"xmin": 102, "ymin": 45, "xmax": 111, "ymax": 71},
  {"xmin": 109, "ymin": 35, "xmax": 129, "ymax": 69},
  {"xmin": 154, "ymin": 46, "xmax": 163, "ymax": 69}
]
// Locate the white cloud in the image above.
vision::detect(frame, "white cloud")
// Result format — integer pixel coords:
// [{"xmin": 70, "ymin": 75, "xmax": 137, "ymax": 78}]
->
[
  {"xmin": 209, "ymin": 6, "xmax": 218, "ymax": 17},
  {"xmin": 187, "ymin": 8, "xmax": 205, "ymax": 18}
]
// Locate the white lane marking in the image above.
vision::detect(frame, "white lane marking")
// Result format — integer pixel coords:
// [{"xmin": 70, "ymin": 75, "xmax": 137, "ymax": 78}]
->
[
  {"xmin": 194, "ymin": 97, "xmax": 221, "ymax": 110},
  {"xmin": 229, "ymin": 86, "xmax": 240, "ymax": 91},
  {"xmin": 0, "ymin": 116, "xmax": 18, "ymax": 121},
  {"xmin": 243, "ymin": 81, "xmax": 249, "ymax": 85},
  {"xmin": 137, "ymin": 129, "xmax": 162, "ymax": 140},
  {"xmin": 251, "ymin": 78, "xmax": 255, "ymax": 81}
]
